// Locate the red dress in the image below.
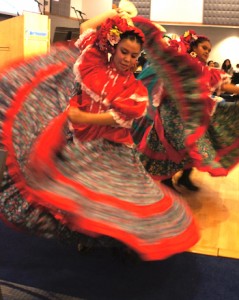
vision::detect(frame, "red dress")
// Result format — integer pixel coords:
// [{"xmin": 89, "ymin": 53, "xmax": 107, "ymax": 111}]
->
[
  {"xmin": 134, "ymin": 57, "xmax": 239, "ymax": 180},
  {"xmin": 71, "ymin": 28, "xmax": 148, "ymax": 145},
  {"xmin": 0, "ymin": 25, "xmax": 199, "ymax": 261}
]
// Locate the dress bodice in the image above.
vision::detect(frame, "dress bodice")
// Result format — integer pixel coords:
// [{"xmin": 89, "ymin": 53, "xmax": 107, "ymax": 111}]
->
[{"xmin": 71, "ymin": 29, "xmax": 148, "ymax": 145}]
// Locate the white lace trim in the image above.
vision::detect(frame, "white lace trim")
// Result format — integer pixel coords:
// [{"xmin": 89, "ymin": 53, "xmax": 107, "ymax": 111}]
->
[
  {"xmin": 81, "ymin": 82, "xmax": 102, "ymax": 104},
  {"xmin": 102, "ymin": 98, "xmax": 110, "ymax": 107},
  {"xmin": 73, "ymin": 29, "xmax": 96, "ymax": 83},
  {"xmin": 74, "ymin": 28, "xmax": 96, "ymax": 49},
  {"xmin": 211, "ymin": 95, "xmax": 224, "ymax": 103},
  {"xmin": 73, "ymin": 43, "xmax": 93, "ymax": 83},
  {"xmin": 112, "ymin": 93, "xmax": 148, "ymax": 103},
  {"xmin": 109, "ymin": 109, "xmax": 133, "ymax": 128},
  {"xmin": 211, "ymin": 72, "xmax": 231, "ymax": 96}
]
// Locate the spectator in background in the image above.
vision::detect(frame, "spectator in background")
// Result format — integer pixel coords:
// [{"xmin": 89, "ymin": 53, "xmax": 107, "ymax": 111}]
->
[
  {"xmin": 135, "ymin": 51, "xmax": 148, "ymax": 73},
  {"xmin": 234, "ymin": 63, "xmax": 239, "ymax": 73},
  {"xmin": 231, "ymin": 63, "xmax": 239, "ymax": 85},
  {"xmin": 221, "ymin": 59, "xmax": 234, "ymax": 76},
  {"xmin": 207, "ymin": 60, "xmax": 214, "ymax": 68}
]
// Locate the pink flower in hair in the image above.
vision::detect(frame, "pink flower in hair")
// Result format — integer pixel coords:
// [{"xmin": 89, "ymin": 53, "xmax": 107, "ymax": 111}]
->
[
  {"xmin": 107, "ymin": 26, "xmax": 122, "ymax": 46},
  {"xmin": 96, "ymin": 16, "xmax": 145, "ymax": 54},
  {"xmin": 183, "ymin": 30, "xmax": 198, "ymax": 43}
]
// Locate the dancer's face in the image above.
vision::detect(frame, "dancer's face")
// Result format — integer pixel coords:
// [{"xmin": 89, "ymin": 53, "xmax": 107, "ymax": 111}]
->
[
  {"xmin": 193, "ymin": 40, "xmax": 212, "ymax": 63},
  {"xmin": 113, "ymin": 38, "xmax": 141, "ymax": 73}
]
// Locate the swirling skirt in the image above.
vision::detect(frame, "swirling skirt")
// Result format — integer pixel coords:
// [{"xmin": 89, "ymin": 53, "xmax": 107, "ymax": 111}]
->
[
  {"xmin": 132, "ymin": 17, "xmax": 239, "ymax": 180},
  {"xmin": 137, "ymin": 96, "xmax": 239, "ymax": 180},
  {"xmin": 0, "ymin": 45, "xmax": 199, "ymax": 261}
]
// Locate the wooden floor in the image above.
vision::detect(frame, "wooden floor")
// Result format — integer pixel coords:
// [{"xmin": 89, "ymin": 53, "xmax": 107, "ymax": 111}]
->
[{"xmin": 176, "ymin": 165, "xmax": 239, "ymax": 259}]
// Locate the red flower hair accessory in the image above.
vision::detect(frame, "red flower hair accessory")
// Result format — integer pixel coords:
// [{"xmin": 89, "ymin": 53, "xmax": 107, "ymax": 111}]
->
[
  {"xmin": 96, "ymin": 16, "xmax": 145, "ymax": 54},
  {"xmin": 167, "ymin": 30, "xmax": 198, "ymax": 54},
  {"xmin": 180, "ymin": 30, "xmax": 198, "ymax": 52},
  {"xmin": 167, "ymin": 30, "xmax": 209, "ymax": 55}
]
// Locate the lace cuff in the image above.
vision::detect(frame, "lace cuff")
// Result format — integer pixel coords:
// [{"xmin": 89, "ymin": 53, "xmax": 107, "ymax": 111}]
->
[{"xmin": 109, "ymin": 109, "xmax": 133, "ymax": 128}]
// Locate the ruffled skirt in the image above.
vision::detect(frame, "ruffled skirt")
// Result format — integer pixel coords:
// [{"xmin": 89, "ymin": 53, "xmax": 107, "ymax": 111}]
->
[
  {"xmin": 136, "ymin": 94, "xmax": 239, "ymax": 180},
  {"xmin": 0, "ymin": 44, "xmax": 199, "ymax": 261},
  {"xmin": 132, "ymin": 18, "xmax": 239, "ymax": 180}
]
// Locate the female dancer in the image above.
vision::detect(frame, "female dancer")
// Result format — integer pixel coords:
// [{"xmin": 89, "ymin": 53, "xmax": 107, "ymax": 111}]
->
[
  {"xmin": 0, "ymin": 8, "xmax": 200, "ymax": 260},
  {"xmin": 133, "ymin": 29, "xmax": 239, "ymax": 192}
]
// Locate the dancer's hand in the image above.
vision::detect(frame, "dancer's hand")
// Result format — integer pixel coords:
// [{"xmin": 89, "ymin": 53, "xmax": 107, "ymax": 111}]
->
[
  {"xmin": 118, "ymin": 0, "xmax": 138, "ymax": 18},
  {"xmin": 67, "ymin": 107, "xmax": 84, "ymax": 124},
  {"xmin": 116, "ymin": 9, "xmax": 134, "ymax": 26},
  {"xmin": 115, "ymin": 0, "xmax": 138, "ymax": 26}
]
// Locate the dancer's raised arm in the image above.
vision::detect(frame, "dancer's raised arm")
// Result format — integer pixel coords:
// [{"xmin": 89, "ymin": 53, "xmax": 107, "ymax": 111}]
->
[{"xmin": 80, "ymin": 9, "xmax": 118, "ymax": 34}]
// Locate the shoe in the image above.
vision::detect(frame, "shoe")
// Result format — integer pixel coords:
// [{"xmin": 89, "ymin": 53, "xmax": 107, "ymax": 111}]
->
[
  {"xmin": 77, "ymin": 243, "xmax": 93, "ymax": 254},
  {"xmin": 177, "ymin": 177, "xmax": 200, "ymax": 191}
]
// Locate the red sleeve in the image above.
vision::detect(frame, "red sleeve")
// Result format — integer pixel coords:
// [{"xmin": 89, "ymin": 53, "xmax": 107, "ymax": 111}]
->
[
  {"xmin": 74, "ymin": 29, "xmax": 108, "ymax": 83},
  {"xmin": 108, "ymin": 80, "xmax": 148, "ymax": 126},
  {"xmin": 209, "ymin": 68, "xmax": 223, "ymax": 88},
  {"xmin": 75, "ymin": 29, "xmax": 96, "ymax": 52}
]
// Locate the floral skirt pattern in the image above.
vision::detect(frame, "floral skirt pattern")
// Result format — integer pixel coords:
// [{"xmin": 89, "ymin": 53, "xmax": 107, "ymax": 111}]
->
[
  {"xmin": 0, "ymin": 45, "xmax": 124, "ymax": 249},
  {"xmin": 132, "ymin": 17, "xmax": 239, "ymax": 180},
  {"xmin": 138, "ymin": 96, "xmax": 239, "ymax": 180},
  {"xmin": 138, "ymin": 96, "xmax": 193, "ymax": 179},
  {"xmin": 0, "ymin": 44, "xmax": 199, "ymax": 261}
]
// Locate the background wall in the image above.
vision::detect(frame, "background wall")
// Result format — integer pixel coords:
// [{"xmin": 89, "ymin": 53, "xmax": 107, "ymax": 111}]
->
[
  {"xmin": 70, "ymin": 0, "xmax": 83, "ymax": 18},
  {"xmin": 0, "ymin": 0, "xmax": 39, "ymax": 15},
  {"xmin": 113, "ymin": 0, "xmax": 151, "ymax": 18},
  {"xmin": 82, "ymin": 0, "xmax": 112, "ymax": 19},
  {"xmin": 203, "ymin": 0, "xmax": 239, "ymax": 26},
  {"xmin": 49, "ymin": 15, "xmax": 79, "ymax": 43},
  {"xmin": 151, "ymin": 0, "xmax": 204, "ymax": 24},
  {"xmin": 51, "ymin": 0, "xmax": 71, "ymax": 17}
]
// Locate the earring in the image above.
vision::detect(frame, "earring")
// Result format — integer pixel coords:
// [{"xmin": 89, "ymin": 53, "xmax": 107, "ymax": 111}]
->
[{"xmin": 190, "ymin": 51, "xmax": 197, "ymax": 58}]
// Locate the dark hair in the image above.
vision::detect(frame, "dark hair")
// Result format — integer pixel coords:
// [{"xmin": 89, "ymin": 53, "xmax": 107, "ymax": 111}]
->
[
  {"xmin": 137, "ymin": 53, "xmax": 147, "ymax": 68},
  {"xmin": 207, "ymin": 60, "xmax": 214, "ymax": 66},
  {"xmin": 221, "ymin": 59, "xmax": 232, "ymax": 72},
  {"xmin": 188, "ymin": 36, "xmax": 210, "ymax": 53},
  {"xmin": 120, "ymin": 31, "xmax": 144, "ymax": 48}
]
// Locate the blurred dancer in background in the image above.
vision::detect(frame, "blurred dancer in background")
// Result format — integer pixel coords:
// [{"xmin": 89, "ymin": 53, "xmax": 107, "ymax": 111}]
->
[{"xmin": 132, "ymin": 28, "xmax": 239, "ymax": 193}]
